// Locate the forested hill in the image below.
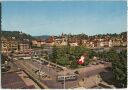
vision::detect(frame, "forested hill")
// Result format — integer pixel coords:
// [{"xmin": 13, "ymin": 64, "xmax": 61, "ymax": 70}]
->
[{"xmin": 1, "ymin": 31, "xmax": 36, "ymax": 41}]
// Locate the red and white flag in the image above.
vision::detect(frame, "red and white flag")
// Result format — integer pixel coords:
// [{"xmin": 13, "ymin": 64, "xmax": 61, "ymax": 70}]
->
[{"xmin": 78, "ymin": 56, "xmax": 85, "ymax": 64}]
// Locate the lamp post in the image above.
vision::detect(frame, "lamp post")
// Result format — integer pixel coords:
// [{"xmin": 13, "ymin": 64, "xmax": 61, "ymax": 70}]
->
[
  {"xmin": 64, "ymin": 76, "xmax": 65, "ymax": 89},
  {"xmin": 63, "ymin": 67, "xmax": 66, "ymax": 89},
  {"xmin": 39, "ymin": 61, "xmax": 43, "ymax": 81}
]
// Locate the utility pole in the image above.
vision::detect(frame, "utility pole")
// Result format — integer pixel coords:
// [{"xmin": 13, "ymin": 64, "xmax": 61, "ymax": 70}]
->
[
  {"xmin": 46, "ymin": 51, "xmax": 50, "ymax": 73},
  {"xmin": 63, "ymin": 68, "xmax": 66, "ymax": 89},
  {"xmin": 39, "ymin": 61, "xmax": 42, "ymax": 81},
  {"xmin": 64, "ymin": 76, "xmax": 65, "ymax": 89}
]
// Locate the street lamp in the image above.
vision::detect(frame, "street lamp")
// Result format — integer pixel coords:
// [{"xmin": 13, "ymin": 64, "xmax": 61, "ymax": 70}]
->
[
  {"xmin": 39, "ymin": 61, "xmax": 43, "ymax": 81},
  {"xmin": 63, "ymin": 67, "xmax": 66, "ymax": 89},
  {"xmin": 47, "ymin": 54, "xmax": 51, "ymax": 73},
  {"xmin": 64, "ymin": 76, "xmax": 65, "ymax": 89}
]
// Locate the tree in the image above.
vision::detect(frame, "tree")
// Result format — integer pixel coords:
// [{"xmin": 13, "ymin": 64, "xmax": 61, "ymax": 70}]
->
[
  {"xmin": 106, "ymin": 50, "xmax": 120, "ymax": 62},
  {"xmin": 57, "ymin": 56, "xmax": 68, "ymax": 66},
  {"xmin": 51, "ymin": 45, "xmax": 58, "ymax": 63},
  {"xmin": 112, "ymin": 50, "xmax": 127, "ymax": 88},
  {"xmin": 83, "ymin": 58, "xmax": 90, "ymax": 66},
  {"xmin": 2, "ymin": 31, "xmax": 35, "ymax": 41},
  {"xmin": 50, "ymin": 45, "xmax": 90, "ymax": 68},
  {"xmin": 70, "ymin": 55, "xmax": 78, "ymax": 69},
  {"xmin": 88, "ymin": 50, "xmax": 97, "ymax": 59}
]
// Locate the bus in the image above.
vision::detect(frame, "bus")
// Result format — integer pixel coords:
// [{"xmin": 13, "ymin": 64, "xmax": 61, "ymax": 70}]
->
[
  {"xmin": 19, "ymin": 56, "xmax": 31, "ymax": 60},
  {"xmin": 57, "ymin": 75, "xmax": 77, "ymax": 82}
]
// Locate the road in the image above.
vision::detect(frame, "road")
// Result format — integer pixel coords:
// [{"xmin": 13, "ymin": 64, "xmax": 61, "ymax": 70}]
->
[
  {"xmin": 76, "ymin": 63, "xmax": 111, "ymax": 80},
  {"xmin": 7, "ymin": 54, "xmax": 111, "ymax": 89},
  {"xmin": 25, "ymin": 60, "xmax": 58, "ymax": 80},
  {"xmin": 13, "ymin": 60, "xmax": 48, "ymax": 89},
  {"xmin": 13, "ymin": 59, "xmax": 112, "ymax": 89},
  {"xmin": 13, "ymin": 60, "xmax": 78, "ymax": 88},
  {"xmin": 14, "ymin": 60, "xmax": 63, "ymax": 88},
  {"xmin": 22, "ymin": 60, "xmax": 74, "ymax": 88}
]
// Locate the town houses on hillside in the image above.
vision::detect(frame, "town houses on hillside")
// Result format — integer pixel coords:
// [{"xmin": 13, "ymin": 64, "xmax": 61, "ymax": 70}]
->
[
  {"xmin": 31, "ymin": 33, "xmax": 127, "ymax": 48},
  {"xmin": 1, "ymin": 32, "xmax": 127, "ymax": 54}
]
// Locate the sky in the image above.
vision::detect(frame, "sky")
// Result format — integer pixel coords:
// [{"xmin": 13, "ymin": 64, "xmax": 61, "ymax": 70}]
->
[{"xmin": 2, "ymin": 1, "xmax": 127, "ymax": 36}]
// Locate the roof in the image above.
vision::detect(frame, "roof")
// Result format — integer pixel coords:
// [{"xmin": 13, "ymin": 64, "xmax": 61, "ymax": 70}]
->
[
  {"xmin": 46, "ymin": 37, "xmax": 54, "ymax": 43},
  {"xmin": 1, "ymin": 71, "xmax": 36, "ymax": 89}
]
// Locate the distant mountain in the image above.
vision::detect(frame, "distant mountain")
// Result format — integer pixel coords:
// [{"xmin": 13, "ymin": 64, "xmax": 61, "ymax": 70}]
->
[{"xmin": 33, "ymin": 35, "xmax": 51, "ymax": 40}]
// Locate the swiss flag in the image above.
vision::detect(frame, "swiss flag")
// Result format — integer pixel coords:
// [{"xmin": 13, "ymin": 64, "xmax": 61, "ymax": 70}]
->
[{"xmin": 78, "ymin": 56, "xmax": 85, "ymax": 64}]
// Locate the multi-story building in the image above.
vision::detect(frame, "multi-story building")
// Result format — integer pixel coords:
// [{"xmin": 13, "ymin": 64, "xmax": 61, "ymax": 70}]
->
[
  {"xmin": 1, "ymin": 37, "xmax": 19, "ymax": 53},
  {"xmin": 1, "ymin": 37, "xmax": 8, "ymax": 53},
  {"xmin": 32, "ymin": 40, "xmax": 45, "ymax": 47},
  {"xmin": 82, "ymin": 40, "xmax": 87, "ymax": 44},
  {"xmin": 112, "ymin": 39, "xmax": 122, "ymax": 47},
  {"xmin": 69, "ymin": 41, "xmax": 78, "ymax": 46},
  {"xmin": 10, "ymin": 40, "xmax": 19, "ymax": 52},
  {"xmin": 96, "ymin": 39, "xmax": 112, "ymax": 48},
  {"xmin": 60, "ymin": 37, "xmax": 68, "ymax": 46},
  {"xmin": 45, "ymin": 36, "xmax": 55, "ymax": 46},
  {"xmin": 54, "ymin": 38, "xmax": 62, "ymax": 46},
  {"xmin": 19, "ymin": 43, "xmax": 30, "ymax": 51},
  {"xmin": 32, "ymin": 40, "xmax": 38, "ymax": 47},
  {"xmin": 122, "ymin": 41, "xmax": 127, "ymax": 46}
]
